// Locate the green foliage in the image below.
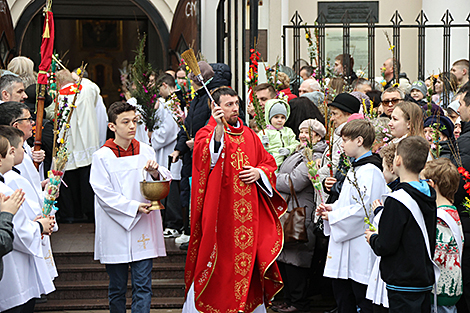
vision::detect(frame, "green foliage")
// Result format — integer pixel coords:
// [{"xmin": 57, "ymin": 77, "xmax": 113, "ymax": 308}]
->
[{"xmin": 130, "ymin": 34, "xmax": 160, "ymax": 131}]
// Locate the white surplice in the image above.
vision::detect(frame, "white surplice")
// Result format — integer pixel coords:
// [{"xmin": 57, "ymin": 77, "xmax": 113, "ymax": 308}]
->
[
  {"xmin": 323, "ymin": 163, "xmax": 388, "ymax": 285},
  {"xmin": 90, "ymin": 143, "xmax": 168, "ymax": 264},
  {"xmin": 14, "ymin": 144, "xmax": 58, "ymax": 279},
  {"xmin": 150, "ymin": 99, "xmax": 182, "ymax": 180},
  {"xmin": 0, "ymin": 180, "xmax": 55, "ymax": 311}
]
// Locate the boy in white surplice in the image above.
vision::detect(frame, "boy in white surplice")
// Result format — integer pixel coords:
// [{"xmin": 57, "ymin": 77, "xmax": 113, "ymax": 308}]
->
[{"xmin": 90, "ymin": 102, "xmax": 171, "ymax": 313}]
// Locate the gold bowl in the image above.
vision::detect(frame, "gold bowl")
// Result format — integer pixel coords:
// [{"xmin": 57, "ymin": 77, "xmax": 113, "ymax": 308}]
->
[{"xmin": 140, "ymin": 180, "xmax": 170, "ymax": 210}]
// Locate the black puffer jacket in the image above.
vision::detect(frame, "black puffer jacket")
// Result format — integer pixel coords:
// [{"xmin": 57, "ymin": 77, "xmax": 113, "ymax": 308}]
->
[
  {"xmin": 175, "ymin": 63, "xmax": 232, "ymax": 178},
  {"xmin": 441, "ymin": 121, "xmax": 470, "ymax": 233}
]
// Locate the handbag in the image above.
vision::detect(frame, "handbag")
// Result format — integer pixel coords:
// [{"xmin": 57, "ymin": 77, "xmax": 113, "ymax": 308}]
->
[{"xmin": 281, "ymin": 177, "xmax": 308, "ymax": 243}]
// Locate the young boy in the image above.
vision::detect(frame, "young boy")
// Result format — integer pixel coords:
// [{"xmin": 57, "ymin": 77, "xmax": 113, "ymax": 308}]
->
[
  {"xmin": 90, "ymin": 102, "xmax": 171, "ymax": 313},
  {"xmin": 0, "ymin": 129, "xmax": 55, "ymax": 312},
  {"xmin": 379, "ymin": 142, "xmax": 400, "ymax": 191},
  {"xmin": 2, "ymin": 125, "xmax": 58, "ymax": 280},
  {"xmin": 258, "ymin": 99, "xmax": 299, "ymax": 168},
  {"xmin": 316, "ymin": 119, "xmax": 388, "ymax": 313},
  {"xmin": 365, "ymin": 136, "xmax": 438, "ymax": 313},
  {"xmin": 422, "ymin": 158, "xmax": 463, "ymax": 313}
]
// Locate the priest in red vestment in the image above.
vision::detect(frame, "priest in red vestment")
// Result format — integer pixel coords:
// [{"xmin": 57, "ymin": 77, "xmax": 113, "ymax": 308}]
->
[{"xmin": 183, "ymin": 86, "xmax": 287, "ymax": 313}]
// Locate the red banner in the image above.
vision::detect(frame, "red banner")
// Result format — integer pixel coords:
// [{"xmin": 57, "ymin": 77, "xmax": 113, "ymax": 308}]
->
[{"xmin": 37, "ymin": 10, "xmax": 54, "ymax": 85}]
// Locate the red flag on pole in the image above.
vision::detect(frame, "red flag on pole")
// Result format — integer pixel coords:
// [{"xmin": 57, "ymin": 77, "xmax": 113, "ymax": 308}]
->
[
  {"xmin": 37, "ymin": 9, "xmax": 54, "ymax": 85},
  {"xmin": 34, "ymin": 3, "xmax": 54, "ymax": 169}
]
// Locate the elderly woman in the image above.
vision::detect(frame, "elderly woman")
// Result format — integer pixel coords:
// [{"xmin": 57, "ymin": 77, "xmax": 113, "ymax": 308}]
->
[{"xmin": 274, "ymin": 119, "xmax": 327, "ymax": 313}]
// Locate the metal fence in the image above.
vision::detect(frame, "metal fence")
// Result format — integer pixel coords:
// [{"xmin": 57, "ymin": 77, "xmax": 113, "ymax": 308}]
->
[{"xmin": 283, "ymin": 9, "xmax": 470, "ymax": 105}]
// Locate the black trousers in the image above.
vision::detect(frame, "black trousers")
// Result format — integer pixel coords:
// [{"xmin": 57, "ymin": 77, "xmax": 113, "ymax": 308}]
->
[
  {"xmin": 180, "ymin": 176, "xmax": 191, "ymax": 234},
  {"xmin": 278, "ymin": 261, "xmax": 310, "ymax": 311},
  {"xmin": 56, "ymin": 165, "xmax": 94, "ymax": 221},
  {"xmin": 331, "ymin": 278, "xmax": 373, "ymax": 313},
  {"xmin": 161, "ymin": 180, "xmax": 183, "ymax": 230},
  {"xmin": 3, "ymin": 298, "xmax": 36, "ymax": 313},
  {"xmin": 372, "ymin": 304, "xmax": 389, "ymax": 313},
  {"xmin": 387, "ymin": 289, "xmax": 430, "ymax": 313}
]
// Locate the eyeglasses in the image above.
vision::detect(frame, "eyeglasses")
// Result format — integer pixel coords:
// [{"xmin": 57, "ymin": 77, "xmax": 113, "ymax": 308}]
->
[
  {"xmin": 382, "ymin": 98, "xmax": 401, "ymax": 106},
  {"xmin": 12, "ymin": 117, "xmax": 34, "ymax": 124}
]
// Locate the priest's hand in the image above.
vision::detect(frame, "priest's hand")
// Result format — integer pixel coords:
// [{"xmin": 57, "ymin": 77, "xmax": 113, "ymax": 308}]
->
[
  {"xmin": 239, "ymin": 166, "xmax": 260, "ymax": 184},
  {"xmin": 138, "ymin": 203, "xmax": 152, "ymax": 214},
  {"xmin": 316, "ymin": 203, "xmax": 332, "ymax": 221},
  {"xmin": 32, "ymin": 149, "xmax": 46, "ymax": 163},
  {"xmin": 144, "ymin": 160, "xmax": 160, "ymax": 179},
  {"xmin": 212, "ymin": 104, "xmax": 225, "ymax": 127}
]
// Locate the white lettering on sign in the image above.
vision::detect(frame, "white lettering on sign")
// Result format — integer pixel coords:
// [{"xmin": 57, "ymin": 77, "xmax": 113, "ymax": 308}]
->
[{"xmin": 185, "ymin": 1, "xmax": 197, "ymax": 17}]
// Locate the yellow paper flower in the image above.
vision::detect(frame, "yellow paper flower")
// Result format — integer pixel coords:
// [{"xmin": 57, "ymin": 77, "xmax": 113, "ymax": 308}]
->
[
  {"xmin": 60, "ymin": 138, "xmax": 64, "ymax": 144},
  {"xmin": 77, "ymin": 68, "xmax": 82, "ymax": 75},
  {"xmin": 305, "ymin": 33, "xmax": 309, "ymax": 39},
  {"xmin": 388, "ymin": 45, "xmax": 395, "ymax": 51}
]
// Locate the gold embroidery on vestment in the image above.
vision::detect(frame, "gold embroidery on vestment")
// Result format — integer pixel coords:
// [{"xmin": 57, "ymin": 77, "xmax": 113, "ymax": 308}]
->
[
  {"xmin": 234, "ymin": 199, "xmax": 253, "ymax": 223},
  {"xmin": 138, "ymin": 234, "xmax": 150, "ymax": 249},
  {"xmin": 234, "ymin": 278, "xmax": 249, "ymax": 300},
  {"xmin": 234, "ymin": 252, "xmax": 252, "ymax": 277},
  {"xmin": 231, "ymin": 147, "xmax": 250, "ymax": 170},
  {"xmin": 233, "ymin": 175, "xmax": 252, "ymax": 197},
  {"xmin": 234, "ymin": 225, "xmax": 254, "ymax": 250}
]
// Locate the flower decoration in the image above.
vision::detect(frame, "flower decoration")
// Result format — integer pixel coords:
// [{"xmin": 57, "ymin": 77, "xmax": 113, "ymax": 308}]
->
[{"xmin": 246, "ymin": 47, "xmax": 266, "ymax": 132}]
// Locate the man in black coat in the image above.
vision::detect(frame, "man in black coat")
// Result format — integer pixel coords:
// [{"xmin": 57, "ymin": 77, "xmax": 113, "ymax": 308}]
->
[{"xmin": 170, "ymin": 62, "xmax": 232, "ymax": 244}]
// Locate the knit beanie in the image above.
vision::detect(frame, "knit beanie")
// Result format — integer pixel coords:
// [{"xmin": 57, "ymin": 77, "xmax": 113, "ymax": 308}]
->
[
  {"xmin": 269, "ymin": 101, "xmax": 288, "ymax": 121},
  {"xmin": 448, "ymin": 100, "xmax": 460, "ymax": 114},
  {"xmin": 410, "ymin": 80, "xmax": 428, "ymax": 98},
  {"xmin": 299, "ymin": 118, "xmax": 326, "ymax": 138},
  {"xmin": 423, "ymin": 115, "xmax": 454, "ymax": 139}
]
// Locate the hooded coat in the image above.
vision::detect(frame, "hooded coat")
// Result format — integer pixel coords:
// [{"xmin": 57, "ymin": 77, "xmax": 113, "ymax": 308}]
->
[
  {"xmin": 174, "ymin": 63, "xmax": 232, "ymax": 207},
  {"xmin": 258, "ymin": 99, "xmax": 299, "ymax": 168}
]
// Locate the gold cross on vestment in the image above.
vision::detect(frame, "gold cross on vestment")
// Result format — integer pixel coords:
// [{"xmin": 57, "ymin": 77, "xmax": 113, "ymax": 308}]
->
[
  {"xmin": 44, "ymin": 249, "xmax": 54, "ymax": 267},
  {"xmin": 138, "ymin": 234, "xmax": 150, "ymax": 249}
]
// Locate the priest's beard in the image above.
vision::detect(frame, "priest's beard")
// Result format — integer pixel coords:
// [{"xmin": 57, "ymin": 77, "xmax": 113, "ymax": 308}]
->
[{"xmin": 227, "ymin": 116, "xmax": 238, "ymax": 126}]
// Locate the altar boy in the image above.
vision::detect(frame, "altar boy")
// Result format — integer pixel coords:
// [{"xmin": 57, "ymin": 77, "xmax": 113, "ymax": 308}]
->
[
  {"xmin": 316, "ymin": 119, "xmax": 388, "ymax": 313},
  {"xmin": 90, "ymin": 102, "xmax": 170, "ymax": 313}
]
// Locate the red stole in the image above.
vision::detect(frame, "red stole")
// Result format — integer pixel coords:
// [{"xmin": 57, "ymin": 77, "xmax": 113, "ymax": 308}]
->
[{"xmin": 185, "ymin": 117, "xmax": 287, "ymax": 312}]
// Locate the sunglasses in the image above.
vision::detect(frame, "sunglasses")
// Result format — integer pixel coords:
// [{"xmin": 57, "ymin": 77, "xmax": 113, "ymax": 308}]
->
[
  {"xmin": 382, "ymin": 98, "xmax": 401, "ymax": 106},
  {"xmin": 12, "ymin": 117, "xmax": 34, "ymax": 124}
]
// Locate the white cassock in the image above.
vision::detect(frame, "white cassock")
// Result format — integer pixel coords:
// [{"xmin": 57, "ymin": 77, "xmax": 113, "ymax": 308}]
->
[
  {"xmin": 95, "ymin": 95, "xmax": 108, "ymax": 147},
  {"xmin": 323, "ymin": 163, "xmax": 388, "ymax": 285},
  {"xmin": 58, "ymin": 79, "xmax": 101, "ymax": 171},
  {"xmin": 0, "ymin": 180, "xmax": 55, "ymax": 311},
  {"xmin": 127, "ymin": 97, "xmax": 150, "ymax": 145},
  {"xmin": 15, "ymin": 144, "xmax": 58, "ymax": 279},
  {"xmin": 150, "ymin": 99, "xmax": 182, "ymax": 180},
  {"xmin": 90, "ymin": 143, "xmax": 168, "ymax": 264},
  {"xmin": 366, "ymin": 205, "xmax": 389, "ymax": 307}
]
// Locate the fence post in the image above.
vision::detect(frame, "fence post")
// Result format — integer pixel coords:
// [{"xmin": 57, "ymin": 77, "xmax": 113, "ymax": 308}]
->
[
  {"xmin": 390, "ymin": 11, "xmax": 403, "ymax": 85},
  {"xmin": 442, "ymin": 9, "xmax": 454, "ymax": 108},
  {"xmin": 341, "ymin": 10, "xmax": 352, "ymax": 85},
  {"xmin": 416, "ymin": 10, "xmax": 428, "ymax": 81},
  {"xmin": 316, "ymin": 12, "xmax": 327, "ymax": 81},
  {"xmin": 291, "ymin": 11, "xmax": 303, "ymax": 95},
  {"xmin": 367, "ymin": 11, "xmax": 376, "ymax": 85}
]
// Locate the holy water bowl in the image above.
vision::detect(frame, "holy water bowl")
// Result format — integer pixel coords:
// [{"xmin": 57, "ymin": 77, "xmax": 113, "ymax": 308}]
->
[{"xmin": 140, "ymin": 168, "xmax": 171, "ymax": 210}]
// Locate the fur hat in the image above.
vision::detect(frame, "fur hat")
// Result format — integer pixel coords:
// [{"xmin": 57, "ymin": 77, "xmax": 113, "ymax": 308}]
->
[
  {"xmin": 269, "ymin": 101, "xmax": 288, "ymax": 121},
  {"xmin": 328, "ymin": 93, "xmax": 360, "ymax": 114},
  {"xmin": 299, "ymin": 118, "xmax": 326, "ymax": 138},
  {"xmin": 410, "ymin": 80, "xmax": 428, "ymax": 97}
]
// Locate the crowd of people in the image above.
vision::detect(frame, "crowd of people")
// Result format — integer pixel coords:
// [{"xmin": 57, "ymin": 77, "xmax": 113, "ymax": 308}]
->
[{"xmin": 0, "ymin": 51, "xmax": 469, "ymax": 313}]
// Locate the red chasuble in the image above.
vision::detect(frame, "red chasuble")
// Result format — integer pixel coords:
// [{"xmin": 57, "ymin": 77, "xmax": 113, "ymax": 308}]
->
[{"xmin": 185, "ymin": 117, "xmax": 287, "ymax": 312}]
